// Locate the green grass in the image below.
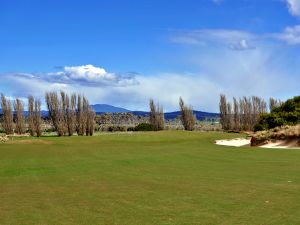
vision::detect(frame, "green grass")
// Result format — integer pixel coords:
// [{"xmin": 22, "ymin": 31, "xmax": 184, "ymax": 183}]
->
[{"xmin": 1, "ymin": 131, "xmax": 300, "ymax": 225}]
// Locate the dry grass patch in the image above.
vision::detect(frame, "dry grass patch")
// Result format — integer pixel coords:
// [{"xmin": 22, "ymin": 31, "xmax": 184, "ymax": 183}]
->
[
  {"xmin": 7, "ymin": 139, "xmax": 54, "ymax": 145},
  {"xmin": 251, "ymin": 125, "xmax": 300, "ymax": 147}
]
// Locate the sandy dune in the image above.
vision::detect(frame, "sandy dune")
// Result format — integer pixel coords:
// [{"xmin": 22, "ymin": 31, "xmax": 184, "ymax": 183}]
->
[
  {"xmin": 215, "ymin": 138, "xmax": 300, "ymax": 149},
  {"xmin": 260, "ymin": 139, "xmax": 299, "ymax": 149}
]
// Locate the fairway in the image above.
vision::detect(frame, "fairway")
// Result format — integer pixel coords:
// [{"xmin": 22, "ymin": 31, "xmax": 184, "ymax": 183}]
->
[{"xmin": 1, "ymin": 131, "xmax": 300, "ymax": 225}]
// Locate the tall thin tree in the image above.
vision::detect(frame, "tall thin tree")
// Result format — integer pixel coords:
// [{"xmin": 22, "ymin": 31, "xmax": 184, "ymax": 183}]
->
[
  {"xmin": 179, "ymin": 97, "xmax": 196, "ymax": 131},
  {"xmin": 149, "ymin": 99, "xmax": 164, "ymax": 131},
  {"xmin": 14, "ymin": 98, "xmax": 25, "ymax": 134},
  {"xmin": 34, "ymin": 99, "xmax": 42, "ymax": 137},
  {"xmin": 219, "ymin": 94, "xmax": 228, "ymax": 130},
  {"xmin": 28, "ymin": 96, "xmax": 35, "ymax": 136},
  {"xmin": 1, "ymin": 94, "xmax": 14, "ymax": 134}
]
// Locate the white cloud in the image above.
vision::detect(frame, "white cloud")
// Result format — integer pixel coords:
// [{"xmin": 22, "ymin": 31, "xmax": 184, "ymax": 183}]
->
[
  {"xmin": 3, "ymin": 70, "xmax": 220, "ymax": 112},
  {"xmin": 286, "ymin": 0, "xmax": 300, "ymax": 17},
  {"xmin": 171, "ymin": 29, "xmax": 257, "ymax": 50},
  {"xmin": 30, "ymin": 65, "xmax": 138, "ymax": 86},
  {"xmin": 171, "ymin": 25, "xmax": 300, "ymax": 48},
  {"xmin": 173, "ymin": 29, "xmax": 254, "ymax": 43},
  {"xmin": 228, "ymin": 39, "xmax": 255, "ymax": 51},
  {"xmin": 273, "ymin": 25, "xmax": 300, "ymax": 44},
  {"xmin": 2, "ymin": 50, "xmax": 298, "ymax": 112}
]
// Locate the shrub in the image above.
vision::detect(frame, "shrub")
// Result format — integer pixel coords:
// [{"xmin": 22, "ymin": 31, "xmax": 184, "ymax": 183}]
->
[
  {"xmin": 133, "ymin": 123, "xmax": 155, "ymax": 131},
  {"xmin": 255, "ymin": 96, "xmax": 300, "ymax": 130},
  {"xmin": 107, "ymin": 126, "xmax": 127, "ymax": 132},
  {"xmin": 127, "ymin": 127, "xmax": 136, "ymax": 132}
]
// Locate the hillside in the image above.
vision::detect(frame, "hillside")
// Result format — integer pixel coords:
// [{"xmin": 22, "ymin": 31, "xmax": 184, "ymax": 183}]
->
[{"xmin": 102, "ymin": 110, "xmax": 219, "ymax": 121}]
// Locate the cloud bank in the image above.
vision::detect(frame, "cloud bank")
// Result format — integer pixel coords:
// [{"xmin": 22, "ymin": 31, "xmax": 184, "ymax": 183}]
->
[
  {"xmin": 275, "ymin": 25, "xmax": 300, "ymax": 44},
  {"xmin": 14, "ymin": 65, "xmax": 138, "ymax": 87},
  {"xmin": 2, "ymin": 55, "xmax": 297, "ymax": 112},
  {"xmin": 286, "ymin": 0, "xmax": 300, "ymax": 17}
]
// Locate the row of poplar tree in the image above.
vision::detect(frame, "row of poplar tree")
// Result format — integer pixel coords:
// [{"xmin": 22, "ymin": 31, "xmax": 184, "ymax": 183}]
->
[
  {"xmin": 1, "ymin": 94, "xmax": 42, "ymax": 136},
  {"xmin": 219, "ymin": 94, "xmax": 282, "ymax": 131},
  {"xmin": 0, "ymin": 91, "xmax": 95, "ymax": 136},
  {"xmin": 149, "ymin": 97, "xmax": 197, "ymax": 131},
  {"xmin": 1, "ymin": 92, "xmax": 198, "ymax": 135}
]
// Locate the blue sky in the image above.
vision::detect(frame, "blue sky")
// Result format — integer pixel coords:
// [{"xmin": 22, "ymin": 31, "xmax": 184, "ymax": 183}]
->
[{"xmin": 1, "ymin": 0, "xmax": 299, "ymax": 112}]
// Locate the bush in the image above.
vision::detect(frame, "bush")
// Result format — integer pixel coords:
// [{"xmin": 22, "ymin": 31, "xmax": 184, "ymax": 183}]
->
[
  {"xmin": 255, "ymin": 96, "xmax": 300, "ymax": 130},
  {"xmin": 127, "ymin": 127, "xmax": 136, "ymax": 132},
  {"xmin": 133, "ymin": 123, "xmax": 155, "ymax": 131},
  {"xmin": 254, "ymin": 123, "xmax": 264, "ymax": 132},
  {"xmin": 107, "ymin": 126, "xmax": 127, "ymax": 132}
]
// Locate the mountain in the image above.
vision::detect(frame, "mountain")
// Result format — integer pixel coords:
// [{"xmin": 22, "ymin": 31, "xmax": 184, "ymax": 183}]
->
[
  {"xmin": 164, "ymin": 111, "xmax": 219, "ymax": 121},
  {"xmin": 91, "ymin": 104, "xmax": 130, "ymax": 113},
  {"xmin": 131, "ymin": 110, "xmax": 219, "ymax": 121},
  {"xmin": 1, "ymin": 105, "xmax": 219, "ymax": 121}
]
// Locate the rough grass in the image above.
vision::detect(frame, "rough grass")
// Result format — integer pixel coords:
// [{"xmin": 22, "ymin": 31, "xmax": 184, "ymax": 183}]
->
[{"xmin": 1, "ymin": 131, "xmax": 300, "ymax": 225}]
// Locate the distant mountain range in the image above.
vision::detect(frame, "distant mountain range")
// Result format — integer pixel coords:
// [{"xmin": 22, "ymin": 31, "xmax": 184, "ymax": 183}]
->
[
  {"xmin": 90, "ymin": 104, "xmax": 130, "ymax": 113},
  {"xmin": 90, "ymin": 104, "xmax": 219, "ymax": 120},
  {"xmin": 0, "ymin": 104, "xmax": 219, "ymax": 121}
]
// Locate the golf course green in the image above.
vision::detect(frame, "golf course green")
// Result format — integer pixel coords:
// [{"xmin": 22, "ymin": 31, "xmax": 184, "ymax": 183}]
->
[{"xmin": 0, "ymin": 131, "xmax": 300, "ymax": 225}]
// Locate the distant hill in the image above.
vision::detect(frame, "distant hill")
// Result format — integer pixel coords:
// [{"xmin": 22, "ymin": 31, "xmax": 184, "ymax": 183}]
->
[
  {"xmin": 164, "ymin": 111, "xmax": 219, "ymax": 121},
  {"xmin": 128, "ymin": 110, "xmax": 219, "ymax": 121},
  {"xmin": 91, "ymin": 104, "xmax": 130, "ymax": 113}
]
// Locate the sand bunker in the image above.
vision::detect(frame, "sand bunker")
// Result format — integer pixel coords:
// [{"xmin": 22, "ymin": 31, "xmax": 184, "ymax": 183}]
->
[
  {"xmin": 215, "ymin": 138, "xmax": 251, "ymax": 147},
  {"xmin": 260, "ymin": 139, "xmax": 300, "ymax": 149},
  {"xmin": 215, "ymin": 138, "xmax": 300, "ymax": 149}
]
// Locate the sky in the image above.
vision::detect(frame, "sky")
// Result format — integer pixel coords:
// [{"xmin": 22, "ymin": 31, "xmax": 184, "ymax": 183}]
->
[{"xmin": 0, "ymin": 0, "xmax": 299, "ymax": 112}]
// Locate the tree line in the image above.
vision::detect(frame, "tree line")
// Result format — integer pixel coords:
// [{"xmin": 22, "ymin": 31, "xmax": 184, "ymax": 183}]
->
[
  {"xmin": 149, "ymin": 97, "xmax": 196, "ymax": 131},
  {"xmin": 219, "ymin": 94, "xmax": 282, "ymax": 131},
  {"xmin": 1, "ymin": 94, "xmax": 42, "ymax": 136},
  {"xmin": 0, "ymin": 91, "xmax": 95, "ymax": 136},
  {"xmin": 254, "ymin": 96, "xmax": 299, "ymax": 131},
  {"xmin": 3, "ymin": 92, "xmax": 283, "ymax": 134},
  {"xmin": 1, "ymin": 91, "xmax": 198, "ymax": 135},
  {"xmin": 45, "ymin": 91, "xmax": 95, "ymax": 136}
]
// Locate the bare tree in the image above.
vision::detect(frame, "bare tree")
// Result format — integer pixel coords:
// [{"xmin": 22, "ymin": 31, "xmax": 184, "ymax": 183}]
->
[
  {"xmin": 86, "ymin": 107, "xmax": 95, "ymax": 136},
  {"xmin": 1, "ymin": 94, "xmax": 14, "ymax": 134},
  {"xmin": 28, "ymin": 96, "xmax": 35, "ymax": 136},
  {"xmin": 219, "ymin": 94, "xmax": 228, "ymax": 130},
  {"xmin": 45, "ymin": 91, "xmax": 65, "ymax": 136},
  {"xmin": 233, "ymin": 97, "xmax": 240, "ymax": 131},
  {"xmin": 221, "ymin": 94, "xmax": 269, "ymax": 131},
  {"xmin": 14, "ymin": 98, "xmax": 25, "ymax": 134},
  {"xmin": 60, "ymin": 91, "xmax": 68, "ymax": 135},
  {"xmin": 46, "ymin": 91, "xmax": 95, "ymax": 136},
  {"xmin": 65, "ymin": 94, "xmax": 77, "ymax": 136},
  {"xmin": 269, "ymin": 97, "xmax": 282, "ymax": 112},
  {"xmin": 76, "ymin": 94, "xmax": 84, "ymax": 136},
  {"xmin": 28, "ymin": 96, "xmax": 43, "ymax": 137},
  {"xmin": 78, "ymin": 96, "xmax": 87, "ymax": 136},
  {"xmin": 226, "ymin": 102, "xmax": 233, "ymax": 130},
  {"xmin": 179, "ymin": 97, "xmax": 196, "ymax": 131},
  {"xmin": 149, "ymin": 99, "xmax": 164, "ymax": 131},
  {"xmin": 34, "ymin": 99, "xmax": 42, "ymax": 137}
]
